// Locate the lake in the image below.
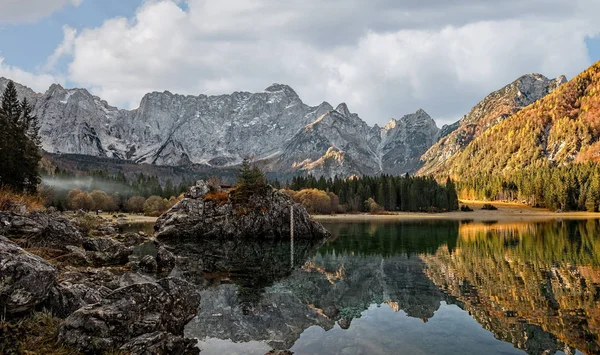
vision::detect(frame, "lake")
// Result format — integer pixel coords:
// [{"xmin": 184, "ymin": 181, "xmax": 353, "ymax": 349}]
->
[{"xmin": 152, "ymin": 220, "xmax": 600, "ymax": 354}]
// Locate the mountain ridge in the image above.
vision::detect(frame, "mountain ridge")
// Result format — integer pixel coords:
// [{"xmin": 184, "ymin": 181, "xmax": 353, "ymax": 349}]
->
[
  {"xmin": 419, "ymin": 73, "xmax": 567, "ymax": 176},
  {"xmin": 447, "ymin": 61, "xmax": 600, "ymax": 178},
  {"xmin": 0, "ymin": 77, "xmax": 440, "ymax": 178}
]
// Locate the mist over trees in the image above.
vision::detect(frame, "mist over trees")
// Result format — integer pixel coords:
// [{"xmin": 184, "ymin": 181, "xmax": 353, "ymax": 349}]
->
[
  {"xmin": 44, "ymin": 168, "xmax": 195, "ymax": 211},
  {"xmin": 0, "ymin": 80, "xmax": 42, "ymax": 193}
]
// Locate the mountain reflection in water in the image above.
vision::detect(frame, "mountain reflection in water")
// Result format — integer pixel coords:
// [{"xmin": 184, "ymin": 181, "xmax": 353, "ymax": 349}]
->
[{"xmin": 163, "ymin": 220, "xmax": 600, "ymax": 355}]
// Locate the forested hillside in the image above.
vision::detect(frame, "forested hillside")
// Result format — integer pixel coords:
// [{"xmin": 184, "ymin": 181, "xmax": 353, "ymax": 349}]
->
[
  {"xmin": 419, "ymin": 74, "xmax": 565, "ymax": 175},
  {"xmin": 450, "ymin": 61, "xmax": 600, "ymax": 177},
  {"xmin": 447, "ymin": 61, "xmax": 600, "ymax": 210}
]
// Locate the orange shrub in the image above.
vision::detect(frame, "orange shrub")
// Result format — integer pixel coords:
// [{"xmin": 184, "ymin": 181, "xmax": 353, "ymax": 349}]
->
[
  {"xmin": 204, "ymin": 190, "xmax": 229, "ymax": 205},
  {"xmin": 0, "ymin": 187, "xmax": 44, "ymax": 211}
]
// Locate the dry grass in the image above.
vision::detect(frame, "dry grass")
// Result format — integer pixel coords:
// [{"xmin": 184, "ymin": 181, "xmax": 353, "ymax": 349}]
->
[
  {"xmin": 204, "ymin": 190, "xmax": 229, "ymax": 205},
  {"xmin": 70, "ymin": 214, "xmax": 102, "ymax": 235},
  {"xmin": 0, "ymin": 187, "xmax": 44, "ymax": 212},
  {"xmin": 25, "ymin": 248, "xmax": 67, "ymax": 264},
  {"xmin": 0, "ymin": 311, "xmax": 80, "ymax": 355}
]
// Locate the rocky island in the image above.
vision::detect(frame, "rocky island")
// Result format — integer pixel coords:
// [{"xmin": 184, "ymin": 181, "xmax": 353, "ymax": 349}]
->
[{"xmin": 155, "ymin": 179, "xmax": 331, "ymax": 241}]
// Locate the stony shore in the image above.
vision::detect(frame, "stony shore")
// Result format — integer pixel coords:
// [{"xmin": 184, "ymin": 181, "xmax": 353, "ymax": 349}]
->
[
  {"xmin": 0, "ymin": 181, "xmax": 329, "ymax": 354},
  {"xmin": 0, "ymin": 207, "xmax": 201, "ymax": 354}
]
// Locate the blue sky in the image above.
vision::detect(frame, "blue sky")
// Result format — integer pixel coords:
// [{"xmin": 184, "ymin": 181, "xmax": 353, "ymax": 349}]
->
[
  {"xmin": 1, "ymin": 0, "xmax": 599, "ymax": 126},
  {"xmin": 0, "ymin": 1, "xmax": 141, "ymax": 77}
]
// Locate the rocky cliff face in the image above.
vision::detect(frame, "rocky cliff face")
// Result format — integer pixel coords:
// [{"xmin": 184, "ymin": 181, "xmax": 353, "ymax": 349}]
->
[
  {"xmin": 1, "ymin": 77, "xmax": 439, "ymax": 177},
  {"xmin": 418, "ymin": 74, "xmax": 567, "ymax": 176},
  {"xmin": 267, "ymin": 105, "xmax": 439, "ymax": 177}
]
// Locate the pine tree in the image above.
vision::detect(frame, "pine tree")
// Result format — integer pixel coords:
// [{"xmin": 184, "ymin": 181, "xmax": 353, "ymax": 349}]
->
[
  {"xmin": 164, "ymin": 178, "xmax": 174, "ymax": 198},
  {"xmin": 235, "ymin": 158, "xmax": 267, "ymax": 200},
  {"xmin": 445, "ymin": 177, "xmax": 459, "ymax": 211},
  {"xmin": 0, "ymin": 81, "xmax": 41, "ymax": 192}
]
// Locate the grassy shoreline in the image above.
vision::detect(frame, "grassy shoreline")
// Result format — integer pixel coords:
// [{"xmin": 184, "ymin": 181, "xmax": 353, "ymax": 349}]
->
[
  {"xmin": 98, "ymin": 200, "xmax": 600, "ymax": 225},
  {"xmin": 311, "ymin": 200, "xmax": 600, "ymax": 223}
]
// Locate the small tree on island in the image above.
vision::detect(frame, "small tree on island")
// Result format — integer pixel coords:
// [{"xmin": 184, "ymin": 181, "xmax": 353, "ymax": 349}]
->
[{"xmin": 233, "ymin": 157, "xmax": 267, "ymax": 202}]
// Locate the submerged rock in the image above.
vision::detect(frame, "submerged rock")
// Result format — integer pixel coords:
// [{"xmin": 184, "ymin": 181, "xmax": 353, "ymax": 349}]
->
[
  {"xmin": 120, "ymin": 331, "xmax": 200, "ymax": 355},
  {"xmin": 58, "ymin": 277, "xmax": 200, "ymax": 353},
  {"xmin": 156, "ymin": 245, "xmax": 176, "ymax": 272},
  {"xmin": 116, "ymin": 232, "xmax": 151, "ymax": 246},
  {"xmin": 139, "ymin": 255, "xmax": 158, "ymax": 273},
  {"xmin": 0, "ymin": 210, "xmax": 83, "ymax": 250},
  {"xmin": 0, "ymin": 236, "xmax": 57, "ymax": 315},
  {"xmin": 155, "ymin": 180, "xmax": 330, "ymax": 240}
]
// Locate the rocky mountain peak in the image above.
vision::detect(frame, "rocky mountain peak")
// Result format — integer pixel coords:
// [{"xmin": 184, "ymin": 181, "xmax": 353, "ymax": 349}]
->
[
  {"xmin": 398, "ymin": 109, "xmax": 434, "ymax": 125},
  {"xmin": 513, "ymin": 73, "xmax": 567, "ymax": 106},
  {"xmin": 335, "ymin": 103, "xmax": 351, "ymax": 117},
  {"xmin": 264, "ymin": 83, "xmax": 300, "ymax": 99},
  {"xmin": 384, "ymin": 119, "xmax": 397, "ymax": 130},
  {"xmin": 418, "ymin": 72, "xmax": 567, "ymax": 176},
  {"xmin": 48, "ymin": 83, "xmax": 65, "ymax": 92},
  {"xmin": 0, "ymin": 77, "xmax": 42, "ymax": 104}
]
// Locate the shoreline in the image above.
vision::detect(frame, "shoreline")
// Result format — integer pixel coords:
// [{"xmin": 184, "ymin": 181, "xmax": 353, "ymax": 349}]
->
[
  {"xmin": 99, "ymin": 201, "xmax": 600, "ymax": 225},
  {"xmin": 311, "ymin": 201, "xmax": 600, "ymax": 223}
]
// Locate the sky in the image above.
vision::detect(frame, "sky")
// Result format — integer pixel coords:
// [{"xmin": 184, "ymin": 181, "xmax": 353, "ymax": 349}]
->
[{"xmin": 0, "ymin": 0, "xmax": 599, "ymax": 127}]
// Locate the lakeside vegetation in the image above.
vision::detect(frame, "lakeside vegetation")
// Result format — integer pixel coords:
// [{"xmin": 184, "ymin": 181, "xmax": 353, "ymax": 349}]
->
[
  {"xmin": 287, "ymin": 174, "xmax": 459, "ymax": 213},
  {"xmin": 457, "ymin": 163, "xmax": 600, "ymax": 211},
  {"xmin": 443, "ymin": 61, "xmax": 600, "ymax": 212}
]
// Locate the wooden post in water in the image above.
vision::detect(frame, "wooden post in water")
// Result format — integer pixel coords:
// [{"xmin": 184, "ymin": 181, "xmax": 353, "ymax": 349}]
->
[{"xmin": 290, "ymin": 205, "xmax": 294, "ymax": 268}]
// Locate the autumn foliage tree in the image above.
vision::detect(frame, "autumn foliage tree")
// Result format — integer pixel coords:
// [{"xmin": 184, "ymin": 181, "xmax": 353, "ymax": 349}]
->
[
  {"xmin": 143, "ymin": 195, "xmax": 169, "ymax": 216},
  {"xmin": 125, "ymin": 196, "xmax": 146, "ymax": 213}
]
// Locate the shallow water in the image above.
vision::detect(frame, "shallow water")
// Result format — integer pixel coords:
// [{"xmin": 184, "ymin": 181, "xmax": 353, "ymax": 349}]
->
[{"xmin": 162, "ymin": 220, "xmax": 600, "ymax": 354}]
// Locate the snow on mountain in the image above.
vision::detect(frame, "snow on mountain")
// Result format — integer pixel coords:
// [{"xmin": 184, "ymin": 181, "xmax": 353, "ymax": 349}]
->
[{"xmin": 1, "ymin": 77, "xmax": 441, "ymax": 177}]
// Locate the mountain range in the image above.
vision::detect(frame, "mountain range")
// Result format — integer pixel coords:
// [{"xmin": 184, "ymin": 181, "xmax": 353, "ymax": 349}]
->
[{"xmin": 2, "ymin": 62, "xmax": 588, "ymax": 179}]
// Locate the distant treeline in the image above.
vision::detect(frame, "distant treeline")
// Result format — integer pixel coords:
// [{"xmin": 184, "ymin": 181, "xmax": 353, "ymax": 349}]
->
[
  {"xmin": 457, "ymin": 163, "xmax": 600, "ymax": 211},
  {"xmin": 48, "ymin": 168, "xmax": 195, "ymax": 198},
  {"xmin": 44, "ymin": 168, "xmax": 196, "ymax": 211},
  {"xmin": 288, "ymin": 174, "xmax": 459, "ymax": 212}
]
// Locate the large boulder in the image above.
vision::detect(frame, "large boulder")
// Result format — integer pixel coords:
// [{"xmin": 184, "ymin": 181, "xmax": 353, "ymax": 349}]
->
[
  {"xmin": 0, "ymin": 236, "xmax": 57, "ymax": 315},
  {"xmin": 42, "ymin": 281, "xmax": 109, "ymax": 318},
  {"xmin": 83, "ymin": 237, "xmax": 132, "ymax": 266},
  {"xmin": 0, "ymin": 210, "xmax": 83, "ymax": 250},
  {"xmin": 154, "ymin": 180, "xmax": 331, "ymax": 240},
  {"xmin": 58, "ymin": 277, "xmax": 200, "ymax": 353}
]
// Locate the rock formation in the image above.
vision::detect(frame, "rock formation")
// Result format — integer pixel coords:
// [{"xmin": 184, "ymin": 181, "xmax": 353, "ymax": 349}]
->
[
  {"xmin": 0, "ymin": 236, "xmax": 57, "ymax": 315},
  {"xmin": 155, "ymin": 180, "xmax": 331, "ymax": 240},
  {"xmin": 58, "ymin": 277, "xmax": 201, "ymax": 353},
  {"xmin": 0, "ymin": 210, "xmax": 83, "ymax": 250}
]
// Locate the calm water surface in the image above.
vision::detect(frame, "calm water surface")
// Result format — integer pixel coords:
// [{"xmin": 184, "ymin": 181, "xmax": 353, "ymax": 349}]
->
[{"xmin": 154, "ymin": 220, "xmax": 600, "ymax": 355}]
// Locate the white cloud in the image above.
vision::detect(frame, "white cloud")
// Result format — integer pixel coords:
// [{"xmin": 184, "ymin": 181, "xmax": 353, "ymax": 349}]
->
[
  {"xmin": 57, "ymin": 0, "xmax": 600, "ymax": 126},
  {"xmin": 0, "ymin": 57, "xmax": 64, "ymax": 92},
  {"xmin": 44, "ymin": 25, "xmax": 77, "ymax": 72},
  {"xmin": 0, "ymin": 0, "xmax": 82, "ymax": 24}
]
